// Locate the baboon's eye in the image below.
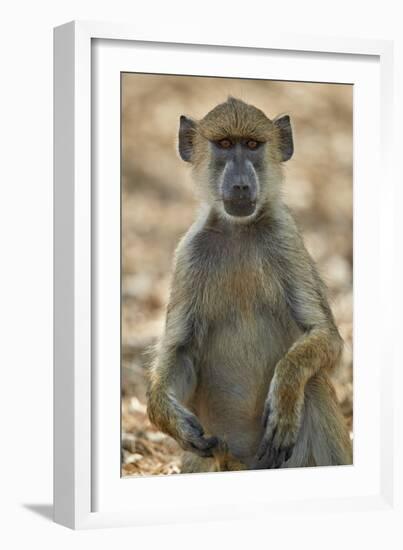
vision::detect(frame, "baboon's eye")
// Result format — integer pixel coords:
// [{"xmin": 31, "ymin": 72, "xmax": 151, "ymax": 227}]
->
[
  {"xmin": 246, "ymin": 140, "xmax": 258, "ymax": 150},
  {"xmin": 218, "ymin": 138, "xmax": 232, "ymax": 149}
]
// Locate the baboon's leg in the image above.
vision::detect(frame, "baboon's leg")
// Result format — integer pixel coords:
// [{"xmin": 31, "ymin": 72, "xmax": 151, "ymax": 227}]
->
[
  {"xmin": 285, "ymin": 371, "xmax": 352, "ymax": 468},
  {"xmin": 180, "ymin": 452, "xmax": 218, "ymax": 473},
  {"xmin": 180, "ymin": 439, "xmax": 248, "ymax": 473}
]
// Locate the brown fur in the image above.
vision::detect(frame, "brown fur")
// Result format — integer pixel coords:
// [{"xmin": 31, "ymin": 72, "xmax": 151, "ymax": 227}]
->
[{"xmin": 147, "ymin": 98, "xmax": 352, "ymax": 472}]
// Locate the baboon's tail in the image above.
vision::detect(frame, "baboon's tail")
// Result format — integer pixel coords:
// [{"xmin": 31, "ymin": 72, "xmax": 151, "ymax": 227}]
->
[{"xmin": 285, "ymin": 371, "xmax": 353, "ymax": 468}]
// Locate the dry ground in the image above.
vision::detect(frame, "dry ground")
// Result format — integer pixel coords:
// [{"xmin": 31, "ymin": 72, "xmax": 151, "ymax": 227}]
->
[{"xmin": 121, "ymin": 75, "xmax": 353, "ymax": 477}]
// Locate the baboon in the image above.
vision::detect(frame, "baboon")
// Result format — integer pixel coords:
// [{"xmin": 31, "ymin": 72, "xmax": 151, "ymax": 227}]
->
[{"xmin": 147, "ymin": 97, "xmax": 352, "ymax": 472}]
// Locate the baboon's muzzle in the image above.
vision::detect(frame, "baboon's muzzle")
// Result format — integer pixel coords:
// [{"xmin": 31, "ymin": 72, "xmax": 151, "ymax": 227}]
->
[
  {"xmin": 222, "ymin": 178, "xmax": 257, "ymax": 217},
  {"xmin": 223, "ymin": 198, "xmax": 257, "ymax": 217},
  {"xmin": 221, "ymin": 152, "xmax": 258, "ymax": 218}
]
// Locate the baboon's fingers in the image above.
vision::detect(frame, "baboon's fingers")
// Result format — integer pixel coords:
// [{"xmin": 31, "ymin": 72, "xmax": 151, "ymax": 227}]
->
[
  {"xmin": 256, "ymin": 426, "xmax": 277, "ymax": 461},
  {"xmin": 184, "ymin": 414, "xmax": 205, "ymax": 436},
  {"xmin": 273, "ymin": 449, "xmax": 286, "ymax": 469},
  {"xmin": 260, "ymin": 442, "xmax": 295, "ymax": 469},
  {"xmin": 189, "ymin": 435, "xmax": 219, "ymax": 458},
  {"xmin": 265, "ymin": 444, "xmax": 281, "ymax": 469},
  {"xmin": 254, "ymin": 424, "xmax": 296, "ymax": 469},
  {"xmin": 284, "ymin": 445, "xmax": 293, "ymax": 463},
  {"xmin": 254, "ymin": 441, "xmax": 278, "ymax": 469},
  {"xmin": 262, "ymin": 402, "xmax": 272, "ymax": 429}
]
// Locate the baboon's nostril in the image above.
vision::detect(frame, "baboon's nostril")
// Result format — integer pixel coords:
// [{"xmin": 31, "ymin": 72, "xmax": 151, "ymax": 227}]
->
[{"xmin": 233, "ymin": 183, "xmax": 249, "ymax": 191}]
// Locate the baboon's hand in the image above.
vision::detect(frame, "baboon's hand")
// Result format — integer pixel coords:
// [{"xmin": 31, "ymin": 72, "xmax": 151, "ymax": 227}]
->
[
  {"xmin": 254, "ymin": 370, "xmax": 304, "ymax": 469},
  {"xmin": 148, "ymin": 393, "xmax": 219, "ymax": 458},
  {"xmin": 176, "ymin": 410, "xmax": 219, "ymax": 458}
]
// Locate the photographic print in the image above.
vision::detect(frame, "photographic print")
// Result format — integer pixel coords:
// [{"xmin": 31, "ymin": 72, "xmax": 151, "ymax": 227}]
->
[{"xmin": 121, "ymin": 74, "xmax": 353, "ymax": 477}]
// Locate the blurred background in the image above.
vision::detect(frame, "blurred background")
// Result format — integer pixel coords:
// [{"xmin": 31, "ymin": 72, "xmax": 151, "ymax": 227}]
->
[{"xmin": 121, "ymin": 74, "xmax": 353, "ymax": 477}]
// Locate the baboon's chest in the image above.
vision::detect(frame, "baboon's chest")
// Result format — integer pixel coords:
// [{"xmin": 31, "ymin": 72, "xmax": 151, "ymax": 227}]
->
[{"xmin": 194, "ymin": 243, "xmax": 283, "ymax": 322}]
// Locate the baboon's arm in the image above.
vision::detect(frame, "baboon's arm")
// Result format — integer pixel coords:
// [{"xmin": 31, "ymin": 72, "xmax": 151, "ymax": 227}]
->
[
  {"xmin": 147, "ymin": 260, "xmax": 218, "ymax": 457},
  {"xmin": 280, "ymin": 249, "xmax": 343, "ymax": 385},
  {"xmin": 256, "ymin": 238, "xmax": 343, "ymax": 468}
]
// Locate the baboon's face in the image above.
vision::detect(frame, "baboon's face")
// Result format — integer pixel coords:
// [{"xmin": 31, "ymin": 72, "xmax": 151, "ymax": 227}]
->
[
  {"xmin": 209, "ymin": 137, "xmax": 264, "ymax": 217},
  {"xmin": 178, "ymin": 97, "xmax": 293, "ymax": 221}
]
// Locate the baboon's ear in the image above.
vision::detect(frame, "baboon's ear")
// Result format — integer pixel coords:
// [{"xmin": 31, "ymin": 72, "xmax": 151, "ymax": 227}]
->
[
  {"xmin": 178, "ymin": 115, "xmax": 196, "ymax": 162},
  {"xmin": 273, "ymin": 115, "xmax": 294, "ymax": 162}
]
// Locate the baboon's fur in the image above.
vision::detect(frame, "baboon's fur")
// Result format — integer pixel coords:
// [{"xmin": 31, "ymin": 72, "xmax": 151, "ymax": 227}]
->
[{"xmin": 147, "ymin": 97, "xmax": 352, "ymax": 472}]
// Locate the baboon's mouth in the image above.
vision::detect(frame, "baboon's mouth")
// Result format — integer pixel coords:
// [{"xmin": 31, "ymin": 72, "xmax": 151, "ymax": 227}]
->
[{"xmin": 223, "ymin": 199, "xmax": 257, "ymax": 217}]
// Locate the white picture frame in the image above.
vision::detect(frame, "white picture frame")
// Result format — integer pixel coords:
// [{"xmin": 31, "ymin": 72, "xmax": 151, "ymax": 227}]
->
[{"xmin": 54, "ymin": 20, "xmax": 397, "ymax": 530}]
